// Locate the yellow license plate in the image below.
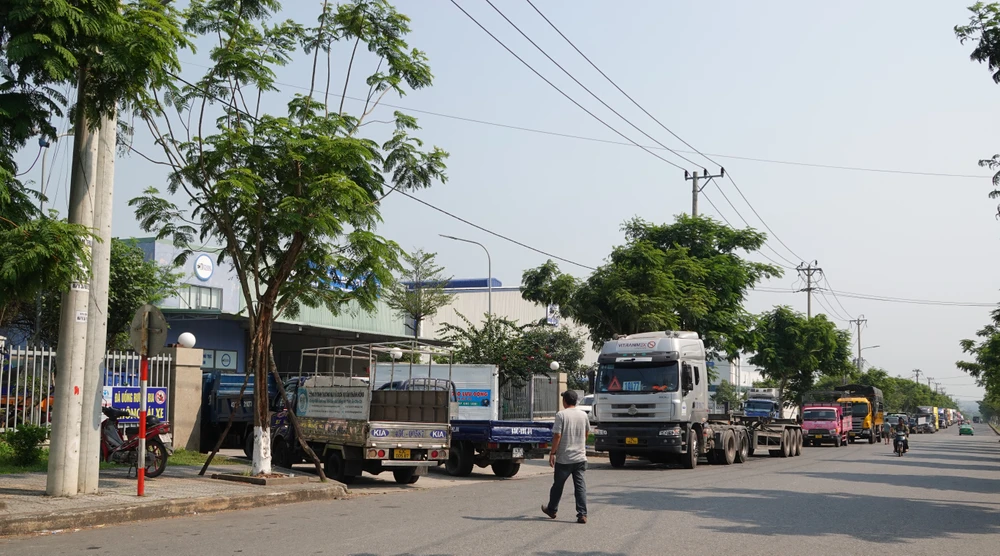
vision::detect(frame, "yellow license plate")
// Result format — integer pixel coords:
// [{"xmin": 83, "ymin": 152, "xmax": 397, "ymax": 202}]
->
[
  {"xmin": 815, "ymin": 435, "xmax": 823, "ymax": 439},
  {"xmin": 393, "ymin": 449, "xmax": 411, "ymax": 459},
  {"xmin": 625, "ymin": 437, "xmax": 638, "ymax": 445}
]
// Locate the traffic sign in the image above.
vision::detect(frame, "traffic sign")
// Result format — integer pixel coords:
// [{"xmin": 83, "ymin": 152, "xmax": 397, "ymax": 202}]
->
[{"xmin": 129, "ymin": 304, "xmax": 168, "ymax": 357}]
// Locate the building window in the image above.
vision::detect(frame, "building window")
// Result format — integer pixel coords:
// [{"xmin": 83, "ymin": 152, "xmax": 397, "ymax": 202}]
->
[{"xmin": 179, "ymin": 284, "xmax": 222, "ymax": 310}]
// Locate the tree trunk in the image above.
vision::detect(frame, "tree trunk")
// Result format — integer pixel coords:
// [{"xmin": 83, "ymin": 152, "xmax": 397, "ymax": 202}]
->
[
  {"xmin": 267, "ymin": 350, "xmax": 327, "ymax": 481},
  {"xmin": 250, "ymin": 311, "xmax": 275, "ymax": 475}
]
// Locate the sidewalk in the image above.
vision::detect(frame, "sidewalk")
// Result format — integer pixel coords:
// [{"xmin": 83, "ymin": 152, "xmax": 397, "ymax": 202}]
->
[{"xmin": 0, "ymin": 463, "xmax": 347, "ymax": 537}]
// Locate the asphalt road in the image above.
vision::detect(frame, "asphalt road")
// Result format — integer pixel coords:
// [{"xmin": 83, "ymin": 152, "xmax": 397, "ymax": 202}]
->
[{"xmin": 5, "ymin": 424, "xmax": 1000, "ymax": 556}]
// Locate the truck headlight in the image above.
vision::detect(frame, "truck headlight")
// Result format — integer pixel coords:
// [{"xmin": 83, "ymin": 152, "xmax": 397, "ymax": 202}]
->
[
  {"xmin": 659, "ymin": 427, "xmax": 681, "ymax": 437},
  {"xmin": 593, "ymin": 429, "xmax": 608, "ymax": 436}
]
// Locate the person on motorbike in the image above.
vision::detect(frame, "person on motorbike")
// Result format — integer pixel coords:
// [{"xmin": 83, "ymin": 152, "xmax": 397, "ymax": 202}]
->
[{"xmin": 894, "ymin": 417, "xmax": 909, "ymax": 453}]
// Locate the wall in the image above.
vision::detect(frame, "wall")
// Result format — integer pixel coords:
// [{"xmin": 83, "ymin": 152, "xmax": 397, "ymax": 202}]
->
[
  {"xmin": 164, "ymin": 319, "xmax": 247, "ymax": 375},
  {"xmin": 136, "ymin": 238, "xmax": 243, "ymax": 315}
]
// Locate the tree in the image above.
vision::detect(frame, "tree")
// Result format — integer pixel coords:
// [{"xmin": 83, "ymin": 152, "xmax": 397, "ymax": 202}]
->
[
  {"xmin": 712, "ymin": 380, "xmax": 743, "ymax": 410},
  {"xmin": 6, "ymin": 239, "xmax": 178, "ymax": 348},
  {"xmin": 747, "ymin": 306, "xmax": 852, "ymax": 407},
  {"xmin": 130, "ymin": 0, "xmax": 448, "ymax": 475},
  {"xmin": 440, "ymin": 312, "xmax": 585, "ymax": 386},
  {"xmin": 384, "ymin": 249, "xmax": 453, "ymax": 339},
  {"xmin": 957, "ymin": 306, "xmax": 1000, "ymax": 407}
]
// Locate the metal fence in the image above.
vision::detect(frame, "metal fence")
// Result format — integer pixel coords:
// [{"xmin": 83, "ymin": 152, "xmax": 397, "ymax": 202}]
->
[
  {"xmin": 1, "ymin": 345, "xmax": 172, "ymax": 433},
  {"xmin": 499, "ymin": 374, "xmax": 561, "ymax": 421}
]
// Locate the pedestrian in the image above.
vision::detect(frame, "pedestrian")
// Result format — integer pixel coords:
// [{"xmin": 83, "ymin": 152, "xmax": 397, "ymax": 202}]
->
[
  {"xmin": 883, "ymin": 421, "xmax": 891, "ymax": 445},
  {"xmin": 541, "ymin": 390, "xmax": 589, "ymax": 524}
]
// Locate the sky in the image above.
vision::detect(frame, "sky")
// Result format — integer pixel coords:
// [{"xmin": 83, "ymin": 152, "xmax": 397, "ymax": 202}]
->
[{"xmin": 18, "ymin": 1, "xmax": 999, "ymax": 406}]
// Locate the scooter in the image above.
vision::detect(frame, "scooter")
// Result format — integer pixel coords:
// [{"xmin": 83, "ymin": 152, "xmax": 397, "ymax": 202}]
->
[
  {"xmin": 894, "ymin": 431, "xmax": 907, "ymax": 457},
  {"xmin": 100, "ymin": 406, "xmax": 171, "ymax": 478}
]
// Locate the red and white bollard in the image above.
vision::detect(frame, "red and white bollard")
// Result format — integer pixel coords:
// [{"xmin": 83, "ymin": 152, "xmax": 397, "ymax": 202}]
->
[{"xmin": 137, "ymin": 354, "xmax": 148, "ymax": 496}]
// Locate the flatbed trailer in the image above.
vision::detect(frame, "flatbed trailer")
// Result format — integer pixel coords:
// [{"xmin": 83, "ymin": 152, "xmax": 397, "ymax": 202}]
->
[{"xmin": 702, "ymin": 413, "xmax": 804, "ymax": 463}]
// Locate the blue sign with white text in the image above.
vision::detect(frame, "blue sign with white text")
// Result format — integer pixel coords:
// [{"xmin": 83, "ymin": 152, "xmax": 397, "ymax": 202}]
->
[
  {"xmin": 104, "ymin": 386, "xmax": 168, "ymax": 424},
  {"xmin": 456, "ymin": 388, "xmax": 491, "ymax": 407}
]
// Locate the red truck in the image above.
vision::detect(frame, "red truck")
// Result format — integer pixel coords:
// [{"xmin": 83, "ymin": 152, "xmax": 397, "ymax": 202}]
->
[{"xmin": 801, "ymin": 393, "xmax": 851, "ymax": 447}]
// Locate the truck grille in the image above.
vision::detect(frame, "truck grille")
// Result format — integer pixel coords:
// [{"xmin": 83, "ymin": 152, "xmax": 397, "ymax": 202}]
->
[{"xmin": 852, "ymin": 417, "xmax": 863, "ymax": 432}]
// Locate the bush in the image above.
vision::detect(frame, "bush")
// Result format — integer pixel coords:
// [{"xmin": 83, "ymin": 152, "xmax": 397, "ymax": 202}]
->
[{"xmin": 3, "ymin": 424, "xmax": 49, "ymax": 465}]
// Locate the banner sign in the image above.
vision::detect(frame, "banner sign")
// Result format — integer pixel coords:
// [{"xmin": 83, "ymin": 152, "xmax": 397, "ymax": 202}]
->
[
  {"xmin": 101, "ymin": 386, "xmax": 168, "ymax": 423},
  {"xmin": 456, "ymin": 388, "xmax": 491, "ymax": 407},
  {"xmin": 297, "ymin": 386, "xmax": 370, "ymax": 420}
]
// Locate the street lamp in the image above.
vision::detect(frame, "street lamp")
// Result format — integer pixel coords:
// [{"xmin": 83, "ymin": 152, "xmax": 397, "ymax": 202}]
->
[
  {"xmin": 439, "ymin": 234, "xmax": 492, "ymax": 317},
  {"xmin": 847, "ymin": 345, "xmax": 881, "ymax": 384}
]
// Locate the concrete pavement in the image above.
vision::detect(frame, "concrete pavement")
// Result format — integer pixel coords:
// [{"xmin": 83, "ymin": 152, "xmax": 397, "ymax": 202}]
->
[{"xmin": 3, "ymin": 424, "xmax": 998, "ymax": 555}]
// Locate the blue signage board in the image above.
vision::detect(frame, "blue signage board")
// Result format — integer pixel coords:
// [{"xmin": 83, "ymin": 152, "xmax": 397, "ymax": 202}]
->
[
  {"xmin": 102, "ymin": 386, "xmax": 168, "ymax": 423},
  {"xmin": 456, "ymin": 388, "xmax": 491, "ymax": 407}
]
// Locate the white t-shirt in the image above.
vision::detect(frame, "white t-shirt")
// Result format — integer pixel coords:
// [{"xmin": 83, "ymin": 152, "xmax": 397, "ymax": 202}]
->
[{"xmin": 553, "ymin": 407, "xmax": 589, "ymax": 464}]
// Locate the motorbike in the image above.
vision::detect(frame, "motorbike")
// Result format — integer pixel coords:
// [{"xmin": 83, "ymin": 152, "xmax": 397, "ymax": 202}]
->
[
  {"xmin": 894, "ymin": 431, "xmax": 907, "ymax": 457},
  {"xmin": 100, "ymin": 406, "xmax": 171, "ymax": 478}
]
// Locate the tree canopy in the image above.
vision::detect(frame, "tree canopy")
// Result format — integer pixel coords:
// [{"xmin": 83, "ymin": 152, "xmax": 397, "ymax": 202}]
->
[
  {"xmin": 384, "ymin": 249, "xmax": 453, "ymax": 338},
  {"xmin": 814, "ymin": 368, "xmax": 958, "ymax": 412},
  {"xmin": 522, "ymin": 215, "xmax": 781, "ymax": 364}
]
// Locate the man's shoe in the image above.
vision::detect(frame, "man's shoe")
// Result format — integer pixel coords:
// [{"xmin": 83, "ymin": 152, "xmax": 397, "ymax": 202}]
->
[
  {"xmin": 541, "ymin": 505, "xmax": 557, "ymax": 519},
  {"xmin": 577, "ymin": 516, "xmax": 587, "ymax": 524}
]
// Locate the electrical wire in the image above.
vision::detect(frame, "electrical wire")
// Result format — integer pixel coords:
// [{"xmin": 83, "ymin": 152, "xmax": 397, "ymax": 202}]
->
[
  {"xmin": 448, "ymin": 0, "xmax": 686, "ymax": 171},
  {"xmin": 819, "ymin": 273, "xmax": 855, "ymax": 320},
  {"xmin": 16, "ymin": 147, "xmax": 43, "ymax": 177},
  {"xmin": 706, "ymin": 179, "xmax": 797, "ymax": 268},
  {"xmin": 815, "ymin": 289, "xmax": 853, "ymax": 322}
]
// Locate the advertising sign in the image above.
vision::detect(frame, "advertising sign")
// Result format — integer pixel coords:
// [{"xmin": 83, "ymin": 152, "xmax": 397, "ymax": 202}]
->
[
  {"xmin": 101, "ymin": 386, "xmax": 168, "ymax": 423},
  {"xmin": 297, "ymin": 386, "xmax": 370, "ymax": 420},
  {"xmin": 456, "ymin": 389, "xmax": 491, "ymax": 407}
]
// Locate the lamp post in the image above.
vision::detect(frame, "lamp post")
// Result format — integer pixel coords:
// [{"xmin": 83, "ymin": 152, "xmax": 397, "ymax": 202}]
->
[
  {"xmin": 847, "ymin": 345, "xmax": 881, "ymax": 384},
  {"xmin": 439, "ymin": 234, "xmax": 492, "ymax": 317}
]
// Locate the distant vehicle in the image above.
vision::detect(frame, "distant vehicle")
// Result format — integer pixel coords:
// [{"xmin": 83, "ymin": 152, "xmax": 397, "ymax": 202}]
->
[
  {"xmin": 973, "ymin": 416, "xmax": 982, "ymax": 424},
  {"xmin": 959, "ymin": 424, "xmax": 975, "ymax": 436},
  {"xmin": 834, "ymin": 385, "xmax": 885, "ymax": 444},
  {"xmin": 579, "ymin": 394, "xmax": 594, "ymax": 415},
  {"xmin": 800, "ymin": 399, "xmax": 850, "ymax": 447}
]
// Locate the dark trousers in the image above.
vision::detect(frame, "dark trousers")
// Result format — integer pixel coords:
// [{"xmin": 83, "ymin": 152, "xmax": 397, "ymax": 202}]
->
[{"xmin": 547, "ymin": 461, "xmax": 587, "ymax": 517}]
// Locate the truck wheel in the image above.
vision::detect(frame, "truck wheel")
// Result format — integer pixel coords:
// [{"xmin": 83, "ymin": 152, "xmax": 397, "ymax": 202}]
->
[
  {"xmin": 445, "ymin": 443, "xmax": 474, "ymax": 477},
  {"xmin": 682, "ymin": 428, "xmax": 699, "ymax": 469},
  {"xmin": 793, "ymin": 430, "xmax": 802, "ymax": 456},
  {"xmin": 734, "ymin": 432, "xmax": 749, "ymax": 463},
  {"xmin": 491, "ymin": 460, "xmax": 520, "ymax": 478},
  {"xmin": 272, "ymin": 437, "xmax": 293, "ymax": 469},
  {"xmin": 243, "ymin": 432, "xmax": 253, "ymax": 459},
  {"xmin": 609, "ymin": 450, "xmax": 626, "ymax": 468},
  {"xmin": 779, "ymin": 430, "xmax": 791, "ymax": 458},
  {"xmin": 746, "ymin": 432, "xmax": 755, "ymax": 457},
  {"xmin": 393, "ymin": 468, "xmax": 420, "ymax": 485},
  {"xmin": 324, "ymin": 451, "xmax": 354, "ymax": 484},
  {"xmin": 868, "ymin": 428, "xmax": 875, "ymax": 444},
  {"xmin": 721, "ymin": 430, "xmax": 736, "ymax": 465},
  {"xmin": 833, "ymin": 435, "xmax": 841, "ymax": 447}
]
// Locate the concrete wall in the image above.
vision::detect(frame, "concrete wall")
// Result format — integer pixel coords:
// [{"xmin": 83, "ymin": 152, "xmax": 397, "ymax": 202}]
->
[
  {"xmin": 165, "ymin": 347, "xmax": 204, "ymax": 451},
  {"xmin": 165, "ymin": 319, "xmax": 247, "ymax": 375}
]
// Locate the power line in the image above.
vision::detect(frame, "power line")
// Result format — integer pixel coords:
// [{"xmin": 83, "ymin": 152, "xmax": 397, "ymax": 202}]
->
[
  {"xmin": 447, "ymin": 0, "xmax": 686, "ymax": 171},
  {"xmin": 819, "ymin": 273, "xmax": 855, "ymax": 320},
  {"xmin": 707, "ymin": 179, "xmax": 797, "ymax": 268}
]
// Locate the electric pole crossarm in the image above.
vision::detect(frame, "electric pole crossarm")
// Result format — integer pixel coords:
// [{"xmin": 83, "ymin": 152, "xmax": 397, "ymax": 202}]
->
[{"xmin": 684, "ymin": 167, "xmax": 724, "ymax": 217}]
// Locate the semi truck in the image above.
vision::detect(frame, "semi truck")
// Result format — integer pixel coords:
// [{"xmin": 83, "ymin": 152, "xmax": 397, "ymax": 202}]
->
[
  {"xmin": 744, "ymin": 388, "xmax": 798, "ymax": 420},
  {"xmin": 834, "ymin": 384, "xmax": 884, "ymax": 444},
  {"xmin": 591, "ymin": 331, "xmax": 803, "ymax": 469},
  {"xmin": 918, "ymin": 406, "xmax": 940, "ymax": 431},
  {"xmin": 270, "ymin": 342, "xmax": 455, "ymax": 485},
  {"xmin": 371, "ymin": 363, "xmax": 552, "ymax": 479}
]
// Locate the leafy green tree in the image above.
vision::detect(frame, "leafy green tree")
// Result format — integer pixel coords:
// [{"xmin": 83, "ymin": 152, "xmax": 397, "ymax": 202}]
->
[
  {"xmin": 7, "ymin": 239, "xmax": 178, "ymax": 348},
  {"xmin": 957, "ymin": 307, "xmax": 1000, "ymax": 406},
  {"xmin": 384, "ymin": 249, "xmax": 453, "ymax": 339},
  {"xmin": 440, "ymin": 312, "xmax": 585, "ymax": 386},
  {"xmin": 129, "ymin": 0, "xmax": 447, "ymax": 475},
  {"xmin": 748, "ymin": 306, "xmax": 852, "ymax": 407},
  {"xmin": 521, "ymin": 215, "xmax": 780, "ymax": 369},
  {"xmin": 712, "ymin": 380, "xmax": 743, "ymax": 410}
]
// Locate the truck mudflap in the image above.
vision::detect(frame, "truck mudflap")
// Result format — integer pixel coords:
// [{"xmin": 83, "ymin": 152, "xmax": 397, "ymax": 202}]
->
[{"xmin": 593, "ymin": 424, "xmax": 685, "ymax": 453}]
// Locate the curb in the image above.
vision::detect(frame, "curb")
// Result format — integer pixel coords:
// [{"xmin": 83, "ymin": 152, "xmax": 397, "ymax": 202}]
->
[
  {"xmin": 990, "ymin": 423, "xmax": 1000, "ymax": 436},
  {"xmin": 0, "ymin": 482, "xmax": 348, "ymax": 538}
]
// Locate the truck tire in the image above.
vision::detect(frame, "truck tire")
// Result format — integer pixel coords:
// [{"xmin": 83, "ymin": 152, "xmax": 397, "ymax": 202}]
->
[
  {"xmin": 445, "ymin": 443, "xmax": 474, "ymax": 477},
  {"xmin": 243, "ymin": 432, "xmax": 253, "ymax": 459},
  {"xmin": 393, "ymin": 467, "xmax": 420, "ymax": 485},
  {"xmin": 491, "ymin": 460, "xmax": 520, "ymax": 478},
  {"xmin": 734, "ymin": 432, "xmax": 750, "ymax": 463},
  {"xmin": 779, "ymin": 430, "xmax": 791, "ymax": 458},
  {"xmin": 721, "ymin": 430, "xmax": 737, "ymax": 465},
  {"xmin": 682, "ymin": 428, "xmax": 699, "ymax": 469},
  {"xmin": 793, "ymin": 430, "xmax": 802, "ymax": 456},
  {"xmin": 834, "ymin": 435, "xmax": 842, "ymax": 447},
  {"xmin": 868, "ymin": 428, "xmax": 876, "ymax": 444},
  {"xmin": 324, "ymin": 451, "xmax": 354, "ymax": 484},
  {"xmin": 746, "ymin": 432, "xmax": 755, "ymax": 457},
  {"xmin": 272, "ymin": 437, "xmax": 294, "ymax": 469},
  {"xmin": 609, "ymin": 450, "xmax": 626, "ymax": 468}
]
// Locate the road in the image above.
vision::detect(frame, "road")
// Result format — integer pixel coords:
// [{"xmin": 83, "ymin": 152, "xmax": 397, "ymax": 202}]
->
[{"xmin": 5, "ymin": 424, "xmax": 1000, "ymax": 555}]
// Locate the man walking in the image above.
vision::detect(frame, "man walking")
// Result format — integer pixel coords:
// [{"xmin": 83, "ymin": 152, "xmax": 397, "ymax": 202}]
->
[{"xmin": 541, "ymin": 390, "xmax": 589, "ymax": 524}]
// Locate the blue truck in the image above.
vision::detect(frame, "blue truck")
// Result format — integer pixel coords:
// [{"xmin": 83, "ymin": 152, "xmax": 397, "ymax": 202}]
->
[
  {"xmin": 200, "ymin": 371, "xmax": 278, "ymax": 456},
  {"xmin": 372, "ymin": 363, "xmax": 553, "ymax": 478}
]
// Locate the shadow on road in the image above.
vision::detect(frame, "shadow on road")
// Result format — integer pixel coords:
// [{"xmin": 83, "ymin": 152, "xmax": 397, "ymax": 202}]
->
[
  {"xmin": 588, "ymin": 485, "xmax": 1000, "ymax": 543},
  {"xmin": 786, "ymin": 470, "xmax": 1000, "ymax": 495},
  {"xmin": 870, "ymin": 458, "xmax": 998, "ymax": 474}
]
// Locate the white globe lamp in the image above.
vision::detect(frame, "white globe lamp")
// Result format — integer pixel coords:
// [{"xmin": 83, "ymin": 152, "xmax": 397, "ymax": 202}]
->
[
  {"xmin": 390, "ymin": 348, "xmax": 403, "ymax": 361},
  {"xmin": 178, "ymin": 332, "xmax": 197, "ymax": 349},
  {"xmin": 549, "ymin": 361, "xmax": 560, "ymax": 372}
]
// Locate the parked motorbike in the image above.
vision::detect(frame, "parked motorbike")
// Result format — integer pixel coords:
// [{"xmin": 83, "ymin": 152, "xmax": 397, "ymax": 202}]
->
[
  {"xmin": 894, "ymin": 431, "xmax": 907, "ymax": 457},
  {"xmin": 100, "ymin": 406, "xmax": 170, "ymax": 478}
]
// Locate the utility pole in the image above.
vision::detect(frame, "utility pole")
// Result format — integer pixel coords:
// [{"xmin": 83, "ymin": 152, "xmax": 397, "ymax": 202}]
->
[
  {"xmin": 796, "ymin": 261, "xmax": 822, "ymax": 318},
  {"xmin": 684, "ymin": 167, "xmax": 724, "ymax": 217},
  {"xmin": 47, "ymin": 68, "xmax": 99, "ymax": 497},
  {"xmin": 79, "ymin": 111, "xmax": 116, "ymax": 494},
  {"xmin": 847, "ymin": 316, "xmax": 867, "ymax": 384},
  {"xmin": 913, "ymin": 369, "xmax": 922, "ymax": 385}
]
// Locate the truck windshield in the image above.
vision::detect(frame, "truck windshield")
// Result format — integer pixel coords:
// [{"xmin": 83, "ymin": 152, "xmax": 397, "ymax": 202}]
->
[
  {"xmin": 851, "ymin": 403, "xmax": 870, "ymax": 416},
  {"xmin": 744, "ymin": 400, "xmax": 775, "ymax": 411},
  {"xmin": 597, "ymin": 362, "xmax": 678, "ymax": 393},
  {"xmin": 803, "ymin": 409, "xmax": 836, "ymax": 421}
]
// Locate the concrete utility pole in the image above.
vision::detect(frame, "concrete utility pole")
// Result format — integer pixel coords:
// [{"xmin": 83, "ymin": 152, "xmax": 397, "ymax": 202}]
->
[
  {"xmin": 796, "ymin": 261, "xmax": 822, "ymax": 319},
  {"xmin": 847, "ymin": 316, "xmax": 867, "ymax": 385},
  {"xmin": 913, "ymin": 369, "xmax": 922, "ymax": 385},
  {"xmin": 79, "ymin": 112, "xmax": 116, "ymax": 494},
  {"xmin": 47, "ymin": 70, "xmax": 99, "ymax": 497},
  {"xmin": 684, "ymin": 167, "xmax": 724, "ymax": 217}
]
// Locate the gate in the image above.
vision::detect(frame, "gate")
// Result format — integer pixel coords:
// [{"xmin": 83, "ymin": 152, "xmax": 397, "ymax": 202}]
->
[{"xmin": 1, "ymin": 345, "xmax": 172, "ymax": 433}]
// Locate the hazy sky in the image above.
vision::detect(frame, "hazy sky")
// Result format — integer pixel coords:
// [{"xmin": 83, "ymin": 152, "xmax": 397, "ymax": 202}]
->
[{"xmin": 20, "ymin": 1, "xmax": 999, "ymax": 405}]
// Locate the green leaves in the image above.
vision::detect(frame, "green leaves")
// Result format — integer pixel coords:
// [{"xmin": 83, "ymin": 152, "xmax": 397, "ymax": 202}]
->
[{"xmin": 383, "ymin": 249, "xmax": 453, "ymax": 337}]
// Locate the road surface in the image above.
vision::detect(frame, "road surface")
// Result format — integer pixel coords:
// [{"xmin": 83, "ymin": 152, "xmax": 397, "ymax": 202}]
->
[{"xmin": 5, "ymin": 424, "xmax": 999, "ymax": 555}]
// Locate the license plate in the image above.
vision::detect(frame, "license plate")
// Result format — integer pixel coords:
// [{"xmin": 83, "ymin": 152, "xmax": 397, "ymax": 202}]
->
[
  {"xmin": 814, "ymin": 435, "xmax": 823, "ymax": 439},
  {"xmin": 625, "ymin": 437, "xmax": 638, "ymax": 445},
  {"xmin": 393, "ymin": 449, "xmax": 410, "ymax": 459},
  {"xmin": 159, "ymin": 434, "xmax": 171, "ymax": 444},
  {"xmin": 512, "ymin": 447, "xmax": 524, "ymax": 458}
]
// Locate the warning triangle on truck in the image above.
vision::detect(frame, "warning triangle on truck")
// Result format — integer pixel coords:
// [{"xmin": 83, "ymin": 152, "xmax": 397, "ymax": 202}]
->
[{"xmin": 608, "ymin": 376, "xmax": 622, "ymax": 391}]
